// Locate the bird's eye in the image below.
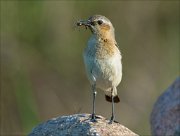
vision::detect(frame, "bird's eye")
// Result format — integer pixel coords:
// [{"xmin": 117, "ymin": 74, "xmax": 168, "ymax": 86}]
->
[{"xmin": 97, "ymin": 20, "xmax": 103, "ymax": 25}]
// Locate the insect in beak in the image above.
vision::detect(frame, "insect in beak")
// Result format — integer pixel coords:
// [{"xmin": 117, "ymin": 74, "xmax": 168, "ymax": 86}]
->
[{"xmin": 77, "ymin": 20, "xmax": 91, "ymax": 28}]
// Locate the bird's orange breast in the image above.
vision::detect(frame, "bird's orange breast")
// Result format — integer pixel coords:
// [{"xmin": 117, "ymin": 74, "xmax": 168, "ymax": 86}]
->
[{"xmin": 95, "ymin": 39, "xmax": 118, "ymax": 59}]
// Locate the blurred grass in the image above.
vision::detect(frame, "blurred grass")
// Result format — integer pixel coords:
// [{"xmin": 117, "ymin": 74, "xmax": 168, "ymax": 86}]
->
[
  {"xmin": 1, "ymin": 1, "xmax": 179, "ymax": 135},
  {"xmin": 14, "ymin": 69, "xmax": 39, "ymax": 133}
]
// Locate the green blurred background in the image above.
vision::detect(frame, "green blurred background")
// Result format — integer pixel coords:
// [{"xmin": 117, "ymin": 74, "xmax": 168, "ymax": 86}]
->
[{"xmin": 1, "ymin": 1, "xmax": 179, "ymax": 135}]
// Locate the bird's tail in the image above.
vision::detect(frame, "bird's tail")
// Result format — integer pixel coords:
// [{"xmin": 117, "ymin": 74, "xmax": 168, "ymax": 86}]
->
[{"xmin": 105, "ymin": 95, "xmax": 120, "ymax": 103}]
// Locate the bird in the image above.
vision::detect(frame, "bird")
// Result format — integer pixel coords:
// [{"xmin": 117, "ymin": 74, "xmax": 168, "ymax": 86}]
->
[{"xmin": 77, "ymin": 15, "xmax": 122, "ymax": 123}]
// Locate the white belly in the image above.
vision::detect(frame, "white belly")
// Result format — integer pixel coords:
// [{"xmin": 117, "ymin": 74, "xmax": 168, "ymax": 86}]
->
[{"xmin": 83, "ymin": 51, "xmax": 122, "ymax": 91}]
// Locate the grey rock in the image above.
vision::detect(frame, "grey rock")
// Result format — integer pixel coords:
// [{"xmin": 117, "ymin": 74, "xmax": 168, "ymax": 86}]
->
[
  {"xmin": 29, "ymin": 113, "xmax": 138, "ymax": 136},
  {"xmin": 150, "ymin": 77, "xmax": 180, "ymax": 136}
]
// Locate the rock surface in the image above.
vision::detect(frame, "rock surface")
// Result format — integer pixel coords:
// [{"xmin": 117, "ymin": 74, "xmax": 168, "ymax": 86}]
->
[
  {"xmin": 29, "ymin": 113, "xmax": 138, "ymax": 136},
  {"xmin": 150, "ymin": 77, "xmax": 180, "ymax": 136}
]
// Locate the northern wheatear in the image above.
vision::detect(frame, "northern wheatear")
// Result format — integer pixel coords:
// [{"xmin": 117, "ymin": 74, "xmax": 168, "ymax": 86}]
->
[{"xmin": 77, "ymin": 15, "xmax": 122, "ymax": 123}]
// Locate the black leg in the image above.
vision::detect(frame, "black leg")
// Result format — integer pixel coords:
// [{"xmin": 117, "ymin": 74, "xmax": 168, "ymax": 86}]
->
[
  {"xmin": 110, "ymin": 95, "xmax": 115, "ymax": 123},
  {"xmin": 91, "ymin": 84, "xmax": 97, "ymax": 122}
]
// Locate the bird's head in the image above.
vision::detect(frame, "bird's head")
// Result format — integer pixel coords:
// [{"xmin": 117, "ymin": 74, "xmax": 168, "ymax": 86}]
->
[{"xmin": 77, "ymin": 15, "xmax": 115, "ymax": 38}]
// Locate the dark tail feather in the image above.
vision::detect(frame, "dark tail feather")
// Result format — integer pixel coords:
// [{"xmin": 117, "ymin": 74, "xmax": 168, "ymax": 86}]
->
[{"xmin": 105, "ymin": 95, "xmax": 120, "ymax": 103}]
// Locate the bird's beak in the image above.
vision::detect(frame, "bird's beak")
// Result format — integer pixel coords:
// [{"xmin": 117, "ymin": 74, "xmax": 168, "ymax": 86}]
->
[{"xmin": 77, "ymin": 20, "xmax": 91, "ymax": 27}]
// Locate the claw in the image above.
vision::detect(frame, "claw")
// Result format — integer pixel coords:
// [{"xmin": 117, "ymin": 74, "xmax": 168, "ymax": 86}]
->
[
  {"xmin": 109, "ymin": 116, "xmax": 114, "ymax": 124},
  {"xmin": 91, "ymin": 114, "xmax": 97, "ymax": 122}
]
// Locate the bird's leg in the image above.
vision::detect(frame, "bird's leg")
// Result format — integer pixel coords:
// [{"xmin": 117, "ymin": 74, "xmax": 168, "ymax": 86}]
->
[
  {"xmin": 91, "ymin": 83, "xmax": 97, "ymax": 122},
  {"xmin": 110, "ymin": 95, "xmax": 115, "ymax": 123}
]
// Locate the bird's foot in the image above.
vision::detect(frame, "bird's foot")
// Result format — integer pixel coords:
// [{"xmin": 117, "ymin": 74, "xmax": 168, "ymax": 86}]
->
[
  {"xmin": 90, "ymin": 113, "xmax": 98, "ymax": 122},
  {"xmin": 109, "ymin": 116, "xmax": 115, "ymax": 124}
]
